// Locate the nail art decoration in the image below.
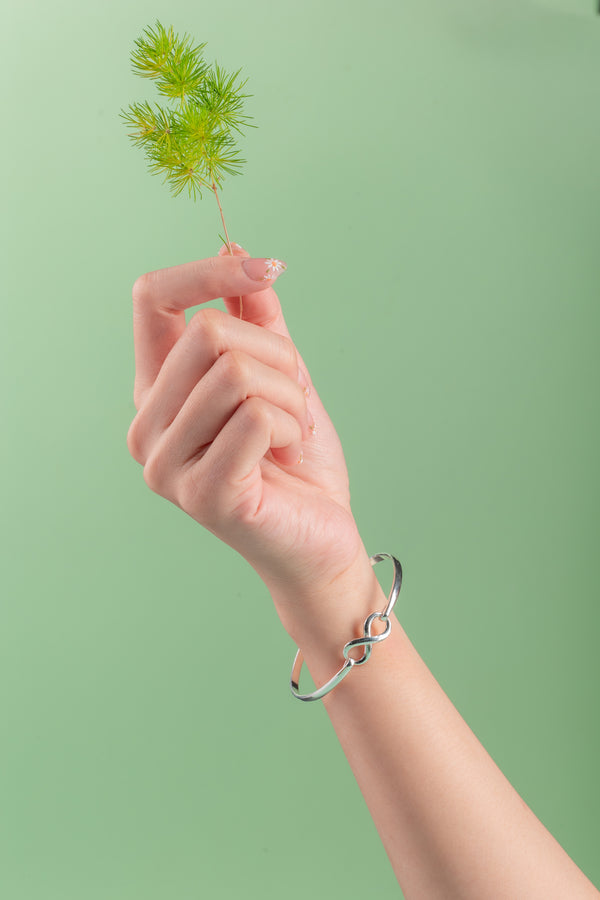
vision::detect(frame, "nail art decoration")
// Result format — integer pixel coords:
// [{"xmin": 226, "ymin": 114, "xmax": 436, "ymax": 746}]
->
[{"xmin": 264, "ymin": 258, "xmax": 287, "ymax": 281}]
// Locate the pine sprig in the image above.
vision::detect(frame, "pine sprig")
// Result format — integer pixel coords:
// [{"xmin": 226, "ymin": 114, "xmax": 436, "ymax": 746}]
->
[{"xmin": 121, "ymin": 19, "xmax": 254, "ymax": 222}]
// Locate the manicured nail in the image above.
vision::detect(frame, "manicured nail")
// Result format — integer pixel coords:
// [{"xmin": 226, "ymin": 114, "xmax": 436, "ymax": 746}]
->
[
  {"xmin": 242, "ymin": 258, "xmax": 287, "ymax": 283},
  {"xmin": 297, "ymin": 365, "xmax": 308, "ymax": 392}
]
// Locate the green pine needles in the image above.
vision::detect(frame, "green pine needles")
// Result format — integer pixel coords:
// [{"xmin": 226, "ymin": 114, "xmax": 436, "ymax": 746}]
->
[{"xmin": 121, "ymin": 20, "xmax": 254, "ymax": 251}]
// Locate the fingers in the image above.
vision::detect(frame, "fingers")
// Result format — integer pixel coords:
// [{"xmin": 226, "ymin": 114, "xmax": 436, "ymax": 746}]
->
[
  {"xmin": 128, "ymin": 307, "xmax": 302, "ymax": 464},
  {"xmin": 144, "ymin": 398, "xmax": 304, "ymax": 525},
  {"xmin": 185, "ymin": 398, "xmax": 304, "ymax": 517},
  {"xmin": 131, "ymin": 253, "xmax": 287, "ymax": 408},
  {"xmin": 135, "ymin": 349, "xmax": 310, "ymax": 473},
  {"xmin": 129, "ymin": 245, "xmax": 319, "ymax": 530}
]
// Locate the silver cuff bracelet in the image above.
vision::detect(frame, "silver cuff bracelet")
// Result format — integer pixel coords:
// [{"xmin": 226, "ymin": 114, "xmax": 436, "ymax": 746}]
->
[{"xmin": 290, "ymin": 553, "xmax": 403, "ymax": 702}]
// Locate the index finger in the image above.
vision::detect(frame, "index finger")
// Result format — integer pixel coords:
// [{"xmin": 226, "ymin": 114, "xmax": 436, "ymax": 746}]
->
[{"xmin": 131, "ymin": 255, "xmax": 286, "ymax": 408}]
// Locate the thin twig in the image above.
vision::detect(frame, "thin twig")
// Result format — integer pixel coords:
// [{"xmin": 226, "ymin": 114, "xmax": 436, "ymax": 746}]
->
[{"xmin": 211, "ymin": 178, "xmax": 243, "ymax": 319}]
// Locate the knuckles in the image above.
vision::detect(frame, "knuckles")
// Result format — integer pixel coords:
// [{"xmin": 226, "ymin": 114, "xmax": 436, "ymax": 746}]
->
[
  {"xmin": 278, "ymin": 335, "xmax": 299, "ymax": 380},
  {"xmin": 130, "ymin": 389, "xmax": 304, "ymax": 530},
  {"xmin": 238, "ymin": 395, "xmax": 271, "ymax": 429},
  {"xmin": 142, "ymin": 449, "xmax": 170, "ymax": 497},
  {"xmin": 214, "ymin": 348, "xmax": 251, "ymax": 392},
  {"xmin": 131, "ymin": 270, "xmax": 157, "ymax": 308},
  {"xmin": 177, "ymin": 470, "xmax": 216, "ymax": 526},
  {"xmin": 187, "ymin": 306, "xmax": 298, "ymax": 382},
  {"xmin": 187, "ymin": 306, "xmax": 228, "ymax": 349},
  {"xmin": 126, "ymin": 414, "xmax": 146, "ymax": 466}
]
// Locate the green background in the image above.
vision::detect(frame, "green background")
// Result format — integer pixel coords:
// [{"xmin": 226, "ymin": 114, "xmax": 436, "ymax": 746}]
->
[{"xmin": 2, "ymin": 1, "xmax": 599, "ymax": 896}]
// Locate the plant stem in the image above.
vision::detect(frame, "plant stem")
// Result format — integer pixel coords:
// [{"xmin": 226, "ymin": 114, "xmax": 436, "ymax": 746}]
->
[{"xmin": 211, "ymin": 177, "xmax": 243, "ymax": 318}]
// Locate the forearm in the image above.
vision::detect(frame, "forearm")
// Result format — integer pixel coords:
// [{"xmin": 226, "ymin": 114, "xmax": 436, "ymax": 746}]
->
[{"xmin": 279, "ymin": 565, "xmax": 599, "ymax": 900}]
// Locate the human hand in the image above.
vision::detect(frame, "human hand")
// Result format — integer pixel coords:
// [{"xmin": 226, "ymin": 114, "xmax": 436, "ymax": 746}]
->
[{"xmin": 127, "ymin": 244, "xmax": 375, "ymax": 639}]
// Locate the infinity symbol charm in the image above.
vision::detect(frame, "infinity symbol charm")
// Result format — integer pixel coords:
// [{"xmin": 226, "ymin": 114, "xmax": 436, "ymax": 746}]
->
[{"xmin": 342, "ymin": 613, "xmax": 391, "ymax": 666}]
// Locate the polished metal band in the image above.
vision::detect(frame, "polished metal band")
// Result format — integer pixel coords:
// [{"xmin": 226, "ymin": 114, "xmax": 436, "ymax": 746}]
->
[{"xmin": 290, "ymin": 553, "xmax": 403, "ymax": 702}]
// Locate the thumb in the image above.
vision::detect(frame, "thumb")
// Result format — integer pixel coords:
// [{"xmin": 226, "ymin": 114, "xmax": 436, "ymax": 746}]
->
[{"xmin": 218, "ymin": 241, "xmax": 292, "ymax": 339}]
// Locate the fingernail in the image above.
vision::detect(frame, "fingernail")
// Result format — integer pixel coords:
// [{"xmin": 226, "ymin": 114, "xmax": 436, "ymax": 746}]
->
[
  {"xmin": 296, "ymin": 451, "xmax": 304, "ymax": 465},
  {"xmin": 297, "ymin": 367, "xmax": 311, "ymax": 400},
  {"xmin": 297, "ymin": 365, "xmax": 308, "ymax": 391},
  {"xmin": 242, "ymin": 258, "xmax": 287, "ymax": 283},
  {"xmin": 219, "ymin": 242, "xmax": 246, "ymax": 257},
  {"xmin": 307, "ymin": 409, "xmax": 316, "ymax": 435}
]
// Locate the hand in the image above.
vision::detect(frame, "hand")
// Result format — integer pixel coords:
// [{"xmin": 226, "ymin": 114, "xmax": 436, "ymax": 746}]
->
[{"xmin": 126, "ymin": 245, "xmax": 374, "ymax": 637}]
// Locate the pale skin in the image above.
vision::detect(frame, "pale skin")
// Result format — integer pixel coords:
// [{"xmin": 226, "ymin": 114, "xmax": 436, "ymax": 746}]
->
[{"xmin": 127, "ymin": 245, "xmax": 599, "ymax": 899}]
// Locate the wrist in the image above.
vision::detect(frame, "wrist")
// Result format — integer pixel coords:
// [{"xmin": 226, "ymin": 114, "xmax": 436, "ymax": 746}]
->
[{"xmin": 270, "ymin": 550, "xmax": 388, "ymax": 658}]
